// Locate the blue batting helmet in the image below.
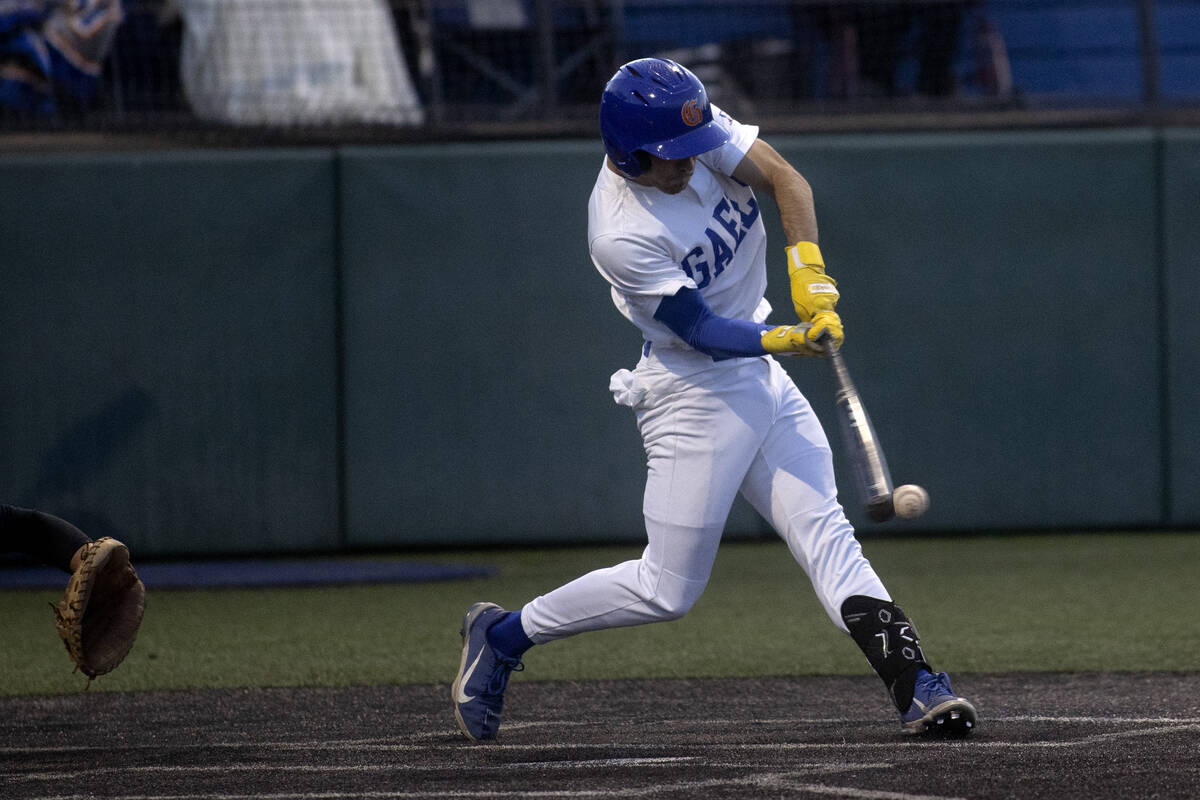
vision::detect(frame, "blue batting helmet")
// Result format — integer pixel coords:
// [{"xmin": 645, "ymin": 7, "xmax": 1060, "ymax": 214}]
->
[{"xmin": 599, "ymin": 58, "xmax": 729, "ymax": 178}]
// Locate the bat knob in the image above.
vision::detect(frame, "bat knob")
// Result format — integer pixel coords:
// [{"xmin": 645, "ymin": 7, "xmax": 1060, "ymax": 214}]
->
[
  {"xmin": 867, "ymin": 497, "xmax": 895, "ymax": 523},
  {"xmin": 817, "ymin": 330, "xmax": 836, "ymax": 354}
]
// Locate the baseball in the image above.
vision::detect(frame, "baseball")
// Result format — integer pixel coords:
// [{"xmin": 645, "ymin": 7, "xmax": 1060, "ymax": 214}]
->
[{"xmin": 892, "ymin": 484, "xmax": 930, "ymax": 520}]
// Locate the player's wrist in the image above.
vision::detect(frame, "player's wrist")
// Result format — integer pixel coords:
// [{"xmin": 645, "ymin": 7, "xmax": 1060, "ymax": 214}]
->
[
  {"xmin": 786, "ymin": 241, "xmax": 838, "ymax": 321},
  {"xmin": 785, "ymin": 241, "xmax": 825, "ymax": 273},
  {"xmin": 761, "ymin": 325, "xmax": 795, "ymax": 354},
  {"xmin": 788, "ymin": 264, "xmax": 839, "ymax": 321}
]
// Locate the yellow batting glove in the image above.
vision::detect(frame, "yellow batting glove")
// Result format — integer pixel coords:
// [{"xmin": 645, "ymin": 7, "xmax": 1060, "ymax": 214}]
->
[
  {"xmin": 785, "ymin": 241, "xmax": 840, "ymax": 322},
  {"xmin": 806, "ymin": 310, "xmax": 844, "ymax": 351},
  {"xmin": 761, "ymin": 312, "xmax": 845, "ymax": 357},
  {"xmin": 761, "ymin": 323, "xmax": 822, "ymax": 357}
]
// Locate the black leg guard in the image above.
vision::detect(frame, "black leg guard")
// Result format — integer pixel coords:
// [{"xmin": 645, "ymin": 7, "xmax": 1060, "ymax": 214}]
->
[{"xmin": 841, "ymin": 595, "xmax": 931, "ymax": 713}]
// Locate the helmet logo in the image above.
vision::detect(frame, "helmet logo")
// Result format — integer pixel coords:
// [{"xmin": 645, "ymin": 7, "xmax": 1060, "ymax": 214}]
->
[{"xmin": 681, "ymin": 98, "xmax": 703, "ymax": 126}]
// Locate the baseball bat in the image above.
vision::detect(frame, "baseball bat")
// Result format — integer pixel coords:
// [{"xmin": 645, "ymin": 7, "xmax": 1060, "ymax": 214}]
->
[{"xmin": 819, "ymin": 333, "xmax": 895, "ymax": 522}]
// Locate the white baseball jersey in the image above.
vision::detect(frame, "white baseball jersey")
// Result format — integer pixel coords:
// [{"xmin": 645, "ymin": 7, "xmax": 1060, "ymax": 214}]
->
[
  {"xmin": 586, "ymin": 105, "xmax": 772, "ymax": 355},
  {"xmin": 520, "ymin": 107, "xmax": 890, "ymax": 646}
]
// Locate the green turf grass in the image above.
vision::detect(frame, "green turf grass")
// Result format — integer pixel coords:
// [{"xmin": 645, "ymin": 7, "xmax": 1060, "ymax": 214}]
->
[{"xmin": 1, "ymin": 531, "xmax": 1196, "ymax": 696}]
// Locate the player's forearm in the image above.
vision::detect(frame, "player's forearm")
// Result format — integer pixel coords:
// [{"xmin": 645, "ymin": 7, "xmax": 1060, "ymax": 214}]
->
[
  {"xmin": 774, "ymin": 171, "xmax": 819, "ymax": 245},
  {"xmin": 0, "ymin": 504, "xmax": 91, "ymax": 572},
  {"xmin": 759, "ymin": 149, "xmax": 818, "ymax": 245},
  {"xmin": 655, "ymin": 290, "xmax": 836, "ymax": 360},
  {"xmin": 733, "ymin": 139, "xmax": 819, "ymax": 244},
  {"xmin": 688, "ymin": 313, "xmax": 772, "ymax": 359},
  {"xmin": 654, "ymin": 289, "xmax": 770, "ymax": 359}
]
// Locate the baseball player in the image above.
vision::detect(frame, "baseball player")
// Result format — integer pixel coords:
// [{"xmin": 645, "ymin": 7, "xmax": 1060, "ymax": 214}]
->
[
  {"xmin": 452, "ymin": 57, "xmax": 976, "ymax": 741},
  {"xmin": 2, "ymin": 503, "xmax": 145, "ymax": 678}
]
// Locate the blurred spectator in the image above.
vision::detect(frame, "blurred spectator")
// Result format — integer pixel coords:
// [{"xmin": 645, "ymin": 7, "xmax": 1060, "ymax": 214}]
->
[
  {"xmin": 168, "ymin": 0, "xmax": 423, "ymax": 126},
  {"xmin": 0, "ymin": 0, "xmax": 123, "ymax": 114}
]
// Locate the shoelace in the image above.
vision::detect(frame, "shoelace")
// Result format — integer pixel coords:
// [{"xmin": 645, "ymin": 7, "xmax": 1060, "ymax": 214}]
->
[
  {"xmin": 918, "ymin": 671, "xmax": 954, "ymax": 700},
  {"xmin": 487, "ymin": 655, "xmax": 524, "ymax": 695}
]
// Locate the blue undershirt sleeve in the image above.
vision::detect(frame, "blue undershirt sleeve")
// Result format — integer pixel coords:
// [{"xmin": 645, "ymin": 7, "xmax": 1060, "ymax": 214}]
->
[{"xmin": 653, "ymin": 288, "xmax": 771, "ymax": 361}]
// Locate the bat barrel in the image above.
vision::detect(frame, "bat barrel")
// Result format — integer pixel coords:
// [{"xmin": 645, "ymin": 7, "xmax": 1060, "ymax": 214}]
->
[{"xmin": 819, "ymin": 332, "xmax": 896, "ymax": 522}]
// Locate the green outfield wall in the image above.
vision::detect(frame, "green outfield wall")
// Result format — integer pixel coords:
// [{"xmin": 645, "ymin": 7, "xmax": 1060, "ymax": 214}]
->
[
  {"xmin": 0, "ymin": 129, "xmax": 1195, "ymax": 555},
  {"xmin": 0, "ymin": 151, "xmax": 341, "ymax": 555},
  {"xmin": 1164, "ymin": 129, "xmax": 1200, "ymax": 525}
]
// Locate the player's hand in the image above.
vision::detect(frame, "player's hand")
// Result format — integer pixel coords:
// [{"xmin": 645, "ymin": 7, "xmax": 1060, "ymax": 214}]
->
[
  {"xmin": 761, "ymin": 312, "xmax": 844, "ymax": 357},
  {"xmin": 762, "ymin": 323, "xmax": 820, "ymax": 356},
  {"xmin": 807, "ymin": 310, "xmax": 844, "ymax": 351},
  {"xmin": 785, "ymin": 241, "xmax": 840, "ymax": 321}
]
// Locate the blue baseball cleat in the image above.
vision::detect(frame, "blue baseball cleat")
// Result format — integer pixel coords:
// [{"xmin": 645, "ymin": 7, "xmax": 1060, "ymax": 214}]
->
[
  {"xmin": 900, "ymin": 670, "xmax": 977, "ymax": 737},
  {"xmin": 452, "ymin": 602, "xmax": 524, "ymax": 741}
]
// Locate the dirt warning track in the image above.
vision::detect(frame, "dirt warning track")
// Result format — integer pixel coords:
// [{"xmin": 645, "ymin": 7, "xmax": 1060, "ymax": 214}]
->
[{"xmin": 2, "ymin": 672, "xmax": 1198, "ymax": 799}]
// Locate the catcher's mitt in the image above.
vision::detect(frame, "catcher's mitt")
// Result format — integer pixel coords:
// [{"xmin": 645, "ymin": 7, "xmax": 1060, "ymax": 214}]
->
[{"xmin": 54, "ymin": 537, "xmax": 146, "ymax": 680}]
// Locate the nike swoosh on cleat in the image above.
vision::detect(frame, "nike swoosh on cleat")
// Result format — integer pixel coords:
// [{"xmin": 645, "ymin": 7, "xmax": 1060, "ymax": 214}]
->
[{"xmin": 454, "ymin": 650, "xmax": 485, "ymax": 704}]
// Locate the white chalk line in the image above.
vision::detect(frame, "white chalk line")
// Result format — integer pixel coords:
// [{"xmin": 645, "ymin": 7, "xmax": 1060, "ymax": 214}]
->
[
  {"xmin": 989, "ymin": 715, "xmax": 1200, "ymax": 724},
  {"xmin": 503, "ymin": 756, "xmax": 700, "ymax": 768},
  {"xmin": 3, "ymin": 714, "xmax": 1198, "ymax": 757},
  {"xmin": 4, "ymin": 758, "xmax": 706, "ymax": 783},
  {"xmin": 767, "ymin": 784, "xmax": 967, "ymax": 800},
  {"xmin": 19, "ymin": 775, "xmax": 968, "ymax": 800},
  {"xmin": 7, "ymin": 712, "xmax": 1194, "ymax": 800},
  {"xmin": 18, "ymin": 718, "xmax": 1199, "ymax": 800},
  {"xmin": 472, "ymin": 715, "xmax": 1200, "ymax": 729},
  {"xmin": 1, "ymin": 756, "xmax": 891, "ymax": 783},
  {"xmin": 5, "ymin": 716, "xmax": 1198, "ymax": 795},
  {"xmin": 6, "ymin": 722, "xmax": 1199, "ymax": 788},
  {"xmin": 0, "ymin": 757, "xmax": 875, "ymax": 783}
]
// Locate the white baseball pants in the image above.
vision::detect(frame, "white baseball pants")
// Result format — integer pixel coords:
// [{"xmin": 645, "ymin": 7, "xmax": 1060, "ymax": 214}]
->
[{"xmin": 521, "ymin": 351, "xmax": 890, "ymax": 642}]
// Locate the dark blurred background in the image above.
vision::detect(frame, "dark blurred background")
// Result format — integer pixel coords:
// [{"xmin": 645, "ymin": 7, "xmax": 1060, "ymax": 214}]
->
[
  {"xmin": 2, "ymin": 0, "xmax": 1197, "ymax": 145},
  {"xmin": 2, "ymin": 2, "xmax": 1198, "ymax": 558}
]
